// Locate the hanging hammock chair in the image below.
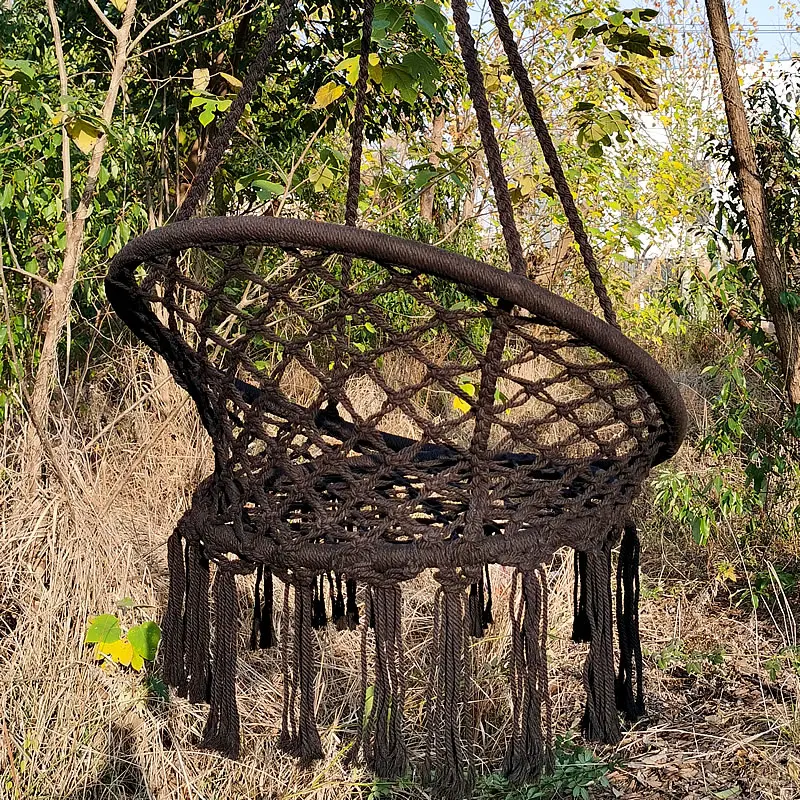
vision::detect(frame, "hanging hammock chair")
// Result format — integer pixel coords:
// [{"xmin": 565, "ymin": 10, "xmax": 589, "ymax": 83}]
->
[{"xmin": 105, "ymin": 0, "xmax": 686, "ymax": 795}]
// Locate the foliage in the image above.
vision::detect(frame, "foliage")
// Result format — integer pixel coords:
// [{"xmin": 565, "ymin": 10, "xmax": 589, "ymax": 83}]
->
[
  {"xmin": 653, "ymin": 639, "xmax": 726, "ymax": 675},
  {"xmin": 85, "ymin": 599, "xmax": 161, "ymax": 673},
  {"xmin": 476, "ymin": 735, "xmax": 613, "ymax": 799}
]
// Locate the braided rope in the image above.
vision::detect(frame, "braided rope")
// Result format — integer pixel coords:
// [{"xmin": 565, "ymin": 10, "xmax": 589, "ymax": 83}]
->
[
  {"xmin": 486, "ymin": 0, "xmax": 618, "ymax": 326},
  {"xmin": 451, "ymin": 0, "xmax": 527, "ymax": 276},
  {"xmin": 177, "ymin": 0, "xmax": 296, "ymax": 221}
]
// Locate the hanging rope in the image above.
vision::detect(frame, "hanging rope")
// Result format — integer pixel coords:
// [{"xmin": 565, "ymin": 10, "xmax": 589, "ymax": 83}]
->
[
  {"xmin": 340, "ymin": 0, "xmax": 376, "ymax": 288},
  {"xmin": 177, "ymin": 0, "xmax": 296, "ymax": 221},
  {"xmin": 451, "ymin": 0, "xmax": 527, "ymax": 277},
  {"xmin": 485, "ymin": 0, "xmax": 619, "ymax": 327}
]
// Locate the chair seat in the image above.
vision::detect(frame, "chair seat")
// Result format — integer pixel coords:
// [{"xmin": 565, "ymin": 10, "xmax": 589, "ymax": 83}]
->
[{"xmin": 190, "ymin": 445, "xmax": 648, "ymax": 579}]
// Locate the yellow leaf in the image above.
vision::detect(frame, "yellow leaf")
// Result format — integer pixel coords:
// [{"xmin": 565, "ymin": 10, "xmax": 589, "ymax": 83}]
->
[
  {"xmin": 97, "ymin": 637, "xmax": 133, "ymax": 667},
  {"xmin": 130, "ymin": 651, "xmax": 145, "ymax": 672},
  {"xmin": 453, "ymin": 396, "xmax": 471, "ymax": 413},
  {"xmin": 219, "ymin": 72, "xmax": 243, "ymax": 89},
  {"xmin": 66, "ymin": 120, "xmax": 101, "ymax": 154},
  {"xmin": 368, "ymin": 53, "xmax": 382, "ymax": 84},
  {"xmin": 313, "ymin": 81, "xmax": 345, "ymax": 108},
  {"xmin": 111, "ymin": 0, "xmax": 127, "ymax": 10},
  {"xmin": 51, "ymin": 112, "xmax": 62, "ymax": 126}
]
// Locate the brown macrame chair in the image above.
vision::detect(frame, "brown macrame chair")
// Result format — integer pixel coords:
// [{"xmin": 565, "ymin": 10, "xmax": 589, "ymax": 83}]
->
[{"xmin": 105, "ymin": 0, "xmax": 686, "ymax": 795}]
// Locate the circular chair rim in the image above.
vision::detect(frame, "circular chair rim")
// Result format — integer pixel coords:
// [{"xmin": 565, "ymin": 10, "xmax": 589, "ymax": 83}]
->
[{"xmin": 106, "ymin": 215, "xmax": 687, "ymax": 465}]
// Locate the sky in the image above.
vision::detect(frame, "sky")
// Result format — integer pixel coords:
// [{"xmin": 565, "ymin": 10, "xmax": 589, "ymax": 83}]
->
[{"xmin": 739, "ymin": 0, "xmax": 800, "ymax": 58}]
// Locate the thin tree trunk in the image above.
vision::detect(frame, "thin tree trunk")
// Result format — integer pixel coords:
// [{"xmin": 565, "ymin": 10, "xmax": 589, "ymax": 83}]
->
[
  {"xmin": 420, "ymin": 112, "xmax": 445, "ymax": 224},
  {"xmin": 25, "ymin": 0, "xmax": 138, "ymax": 483},
  {"xmin": 705, "ymin": 0, "xmax": 800, "ymax": 403}
]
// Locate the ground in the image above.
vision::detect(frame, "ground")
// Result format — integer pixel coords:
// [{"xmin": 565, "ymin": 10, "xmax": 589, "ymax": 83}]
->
[{"xmin": 0, "ymin": 397, "xmax": 797, "ymax": 799}]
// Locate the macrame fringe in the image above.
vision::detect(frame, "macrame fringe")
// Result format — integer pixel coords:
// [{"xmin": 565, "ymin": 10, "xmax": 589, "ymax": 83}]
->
[
  {"xmin": 580, "ymin": 546, "xmax": 622, "ymax": 744},
  {"xmin": 331, "ymin": 574, "xmax": 346, "ymax": 629},
  {"xmin": 616, "ymin": 522, "xmax": 645, "ymax": 722},
  {"xmin": 200, "ymin": 568, "xmax": 240, "ymax": 757},
  {"xmin": 468, "ymin": 565, "xmax": 494, "ymax": 638},
  {"xmin": 571, "ymin": 550, "xmax": 592, "ymax": 643},
  {"xmin": 161, "ymin": 529, "xmax": 187, "ymax": 695},
  {"xmin": 280, "ymin": 581, "xmax": 323, "ymax": 764},
  {"xmin": 425, "ymin": 580, "xmax": 473, "ymax": 800},
  {"xmin": 184, "ymin": 541, "xmax": 211, "ymax": 704},
  {"xmin": 250, "ymin": 565, "xmax": 275, "ymax": 649},
  {"xmin": 345, "ymin": 578, "xmax": 359, "ymax": 630},
  {"xmin": 504, "ymin": 566, "xmax": 553, "ymax": 783},
  {"xmin": 312, "ymin": 574, "xmax": 328, "ymax": 629},
  {"xmin": 363, "ymin": 585, "xmax": 407, "ymax": 778}
]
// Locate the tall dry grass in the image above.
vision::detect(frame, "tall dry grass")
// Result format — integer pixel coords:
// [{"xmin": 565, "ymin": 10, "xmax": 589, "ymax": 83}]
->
[{"xmin": 0, "ymin": 347, "xmax": 797, "ymax": 799}]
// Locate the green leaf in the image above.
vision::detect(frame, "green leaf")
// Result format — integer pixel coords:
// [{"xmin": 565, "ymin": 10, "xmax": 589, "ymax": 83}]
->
[
  {"xmin": 127, "ymin": 621, "xmax": 161, "ymax": 661},
  {"xmin": 198, "ymin": 107, "xmax": 215, "ymax": 127},
  {"xmin": 363, "ymin": 684, "xmax": 375, "ymax": 728},
  {"xmin": 85, "ymin": 614, "xmax": 121, "ymax": 645},
  {"xmin": 413, "ymin": 3, "xmax": 449, "ymax": 52},
  {"xmin": 0, "ymin": 183, "xmax": 13, "ymax": 210}
]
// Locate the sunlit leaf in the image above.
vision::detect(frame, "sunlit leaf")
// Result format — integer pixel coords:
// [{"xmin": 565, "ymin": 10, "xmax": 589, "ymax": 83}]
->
[
  {"xmin": 66, "ymin": 119, "xmax": 102, "ymax": 154},
  {"xmin": 85, "ymin": 614, "xmax": 121, "ymax": 645},
  {"xmin": 127, "ymin": 621, "xmax": 161, "ymax": 661},
  {"xmin": 192, "ymin": 68, "xmax": 210, "ymax": 92},
  {"xmin": 313, "ymin": 81, "xmax": 345, "ymax": 108},
  {"xmin": 610, "ymin": 64, "xmax": 659, "ymax": 111}
]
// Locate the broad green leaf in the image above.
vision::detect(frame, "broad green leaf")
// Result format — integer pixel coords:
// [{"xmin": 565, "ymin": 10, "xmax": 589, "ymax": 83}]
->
[
  {"xmin": 127, "ymin": 621, "xmax": 161, "ymax": 661},
  {"xmin": 198, "ymin": 107, "xmax": 215, "ymax": 127},
  {"xmin": 85, "ymin": 614, "xmax": 121, "ymax": 645},
  {"xmin": 66, "ymin": 120, "xmax": 102, "ymax": 154},
  {"xmin": 313, "ymin": 81, "xmax": 345, "ymax": 108},
  {"xmin": 414, "ymin": 3, "xmax": 449, "ymax": 52},
  {"xmin": 309, "ymin": 163, "xmax": 334, "ymax": 191}
]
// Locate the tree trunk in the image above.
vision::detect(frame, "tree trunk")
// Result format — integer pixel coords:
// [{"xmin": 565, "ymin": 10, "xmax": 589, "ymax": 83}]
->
[
  {"xmin": 25, "ymin": 0, "xmax": 138, "ymax": 483},
  {"xmin": 420, "ymin": 112, "xmax": 445, "ymax": 224},
  {"xmin": 705, "ymin": 0, "xmax": 800, "ymax": 404}
]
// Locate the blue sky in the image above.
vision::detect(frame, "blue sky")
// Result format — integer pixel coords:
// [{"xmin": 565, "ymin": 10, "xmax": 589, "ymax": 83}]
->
[{"xmin": 739, "ymin": 0, "xmax": 800, "ymax": 58}]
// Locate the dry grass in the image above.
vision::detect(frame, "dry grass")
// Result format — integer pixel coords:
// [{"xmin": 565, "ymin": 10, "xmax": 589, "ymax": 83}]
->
[{"xmin": 0, "ymin": 354, "xmax": 798, "ymax": 800}]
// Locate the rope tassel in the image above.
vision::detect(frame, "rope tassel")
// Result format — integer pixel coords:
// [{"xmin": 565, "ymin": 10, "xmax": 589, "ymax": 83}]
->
[
  {"xmin": 572, "ymin": 550, "xmax": 592, "ymax": 643},
  {"xmin": 616, "ymin": 522, "xmax": 645, "ymax": 721},
  {"xmin": 184, "ymin": 542, "xmax": 211, "ymax": 704},
  {"xmin": 200, "ymin": 568, "xmax": 240, "ymax": 758},
  {"xmin": 580, "ymin": 546, "xmax": 622, "ymax": 744},
  {"xmin": 364, "ymin": 585, "xmax": 407, "ymax": 779},
  {"xmin": 161, "ymin": 529, "xmax": 187, "ymax": 695},
  {"xmin": 280, "ymin": 581, "xmax": 323, "ymax": 764},
  {"xmin": 425, "ymin": 580, "xmax": 473, "ymax": 800},
  {"xmin": 504, "ymin": 566, "xmax": 552, "ymax": 783},
  {"xmin": 250, "ymin": 565, "xmax": 275, "ymax": 650}
]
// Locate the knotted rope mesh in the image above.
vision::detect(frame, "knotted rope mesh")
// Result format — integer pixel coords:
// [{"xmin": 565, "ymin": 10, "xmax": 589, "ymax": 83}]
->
[{"xmin": 105, "ymin": 0, "xmax": 686, "ymax": 795}]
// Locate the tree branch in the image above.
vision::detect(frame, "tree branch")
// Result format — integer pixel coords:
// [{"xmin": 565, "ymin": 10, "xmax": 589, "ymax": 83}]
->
[
  {"xmin": 87, "ymin": 0, "xmax": 119, "ymax": 37},
  {"xmin": 45, "ymin": 0, "xmax": 72, "ymax": 229}
]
